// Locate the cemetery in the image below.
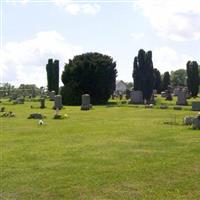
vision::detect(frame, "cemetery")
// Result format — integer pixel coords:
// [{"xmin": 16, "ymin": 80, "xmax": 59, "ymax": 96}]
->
[
  {"xmin": 2, "ymin": 1, "xmax": 200, "ymax": 198},
  {"xmin": 1, "ymin": 49, "xmax": 200, "ymax": 200},
  {"xmin": 1, "ymin": 77, "xmax": 200, "ymax": 199}
]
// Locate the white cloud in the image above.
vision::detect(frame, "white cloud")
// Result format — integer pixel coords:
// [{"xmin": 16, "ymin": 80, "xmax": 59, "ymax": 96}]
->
[
  {"xmin": 6, "ymin": 0, "xmax": 101, "ymax": 15},
  {"xmin": 6, "ymin": 0, "xmax": 29, "ymax": 5},
  {"xmin": 134, "ymin": 0, "xmax": 200, "ymax": 41},
  {"xmin": 153, "ymin": 47, "xmax": 192, "ymax": 72},
  {"xmin": 0, "ymin": 31, "xmax": 83, "ymax": 86},
  {"xmin": 130, "ymin": 32, "xmax": 144, "ymax": 40},
  {"xmin": 54, "ymin": 0, "xmax": 101, "ymax": 15}
]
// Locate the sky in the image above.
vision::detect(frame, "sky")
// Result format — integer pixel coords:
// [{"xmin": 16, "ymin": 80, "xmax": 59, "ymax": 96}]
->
[{"xmin": 0, "ymin": 0, "xmax": 200, "ymax": 87}]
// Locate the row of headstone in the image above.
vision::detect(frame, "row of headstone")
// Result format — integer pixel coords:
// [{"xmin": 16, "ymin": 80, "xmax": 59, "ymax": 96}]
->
[{"xmin": 39, "ymin": 94, "xmax": 63, "ymax": 110}]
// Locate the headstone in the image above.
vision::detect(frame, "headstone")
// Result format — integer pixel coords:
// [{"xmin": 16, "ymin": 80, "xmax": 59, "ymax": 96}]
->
[
  {"xmin": 31, "ymin": 88, "xmax": 36, "ymax": 98},
  {"xmin": 192, "ymin": 101, "xmax": 200, "ymax": 111},
  {"xmin": 49, "ymin": 91, "xmax": 55, "ymax": 101},
  {"xmin": 176, "ymin": 91, "xmax": 187, "ymax": 105},
  {"xmin": 145, "ymin": 104, "xmax": 153, "ymax": 108},
  {"xmin": 161, "ymin": 91, "xmax": 166, "ymax": 98},
  {"xmin": 165, "ymin": 86, "xmax": 173, "ymax": 101},
  {"xmin": 174, "ymin": 88, "xmax": 181, "ymax": 96},
  {"xmin": 150, "ymin": 94, "xmax": 155, "ymax": 104},
  {"xmin": 183, "ymin": 116, "xmax": 194, "ymax": 125},
  {"xmin": 28, "ymin": 113, "xmax": 44, "ymax": 119},
  {"xmin": 54, "ymin": 95, "xmax": 62, "ymax": 109},
  {"xmin": 13, "ymin": 98, "xmax": 24, "ymax": 104},
  {"xmin": 192, "ymin": 117, "xmax": 200, "ymax": 130},
  {"xmin": 173, "ymin": 106, "xmax": 182, "ymax": 110},
  {"xmin": 153, "ymin": 89, "xmax": 157, "ymax": 95},
  {"xmin": 130, "ymin": 90, "xmax": 143, "ymax": 104},
  {"xmin": 81, "ymin": 94, "xmax": 92, "ymax": 110},
  {"xmin": 160, "ymin": 105, "xmax": 168, "ymax": 109},
  {"xmin": 11, "ymin": 93, "xmax": 17, "ymax": 100},
  {"xmin": 40, "ymin": 98, "xmax": 45, "ymax": 109}
]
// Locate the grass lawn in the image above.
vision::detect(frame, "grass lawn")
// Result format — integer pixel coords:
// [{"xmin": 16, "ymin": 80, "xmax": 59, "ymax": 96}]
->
[{"xmin": 1, "ymin": 96, "xmax": 200, "ymax": 200}]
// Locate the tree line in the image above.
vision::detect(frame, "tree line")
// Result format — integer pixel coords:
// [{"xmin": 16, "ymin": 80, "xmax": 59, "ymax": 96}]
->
[{"xmin": 45, "ymin": 50, "xmax": 199, "ymax": 105}]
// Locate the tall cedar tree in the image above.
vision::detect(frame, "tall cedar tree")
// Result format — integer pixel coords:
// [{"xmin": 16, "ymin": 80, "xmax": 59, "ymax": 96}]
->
[
  {"xmin": 153, "ymin": 68, "xmax": 162, "ymax": 93},
  {"xmin": 46, "ymin": 59, "xmax": 59, "ymax": 95},
  {"xmin": 187, "ymin": 61, "xmax": 199, "ymax": 97},
  {"xmin": 132, "ymin": 49, "xmax": 154, "ymax": 101},
  {"xmin": 61, "ymin": 52, "xmax": 117, "ymax": 105},
  {"xmin": 162, "ymin": 71, "xmax": 170, "ymax": 91}
]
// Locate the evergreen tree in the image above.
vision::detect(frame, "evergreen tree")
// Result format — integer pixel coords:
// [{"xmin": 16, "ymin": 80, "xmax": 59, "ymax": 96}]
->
[
  {"xmin": 187, "ymin": 61, "xmax": 199, "ymax": 97},
  {"xmin": 61, "ymin": 52, "xmax": 117, "ymax": 105},
  {"xmin": 162, "ymin": 71, "xmax": 170, "ymax": 91},
  {"xmin": 153, "ymin": 68, "xmax": 161, "ymax": 93},
  {"xmin": 132, "ymin": 49, "xmax": 154, "ymax": 101},
  {"xmin": 46, "ymin": 59, "xmax": 59, "ymax": 95}
]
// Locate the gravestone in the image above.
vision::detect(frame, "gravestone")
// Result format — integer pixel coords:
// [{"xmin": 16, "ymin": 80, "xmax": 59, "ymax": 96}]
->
[
  {"xmin": 160, "ymin": 105, "xmax": 168, "ymax": 109},
  {"xmin": 40, "ymin": 98, "xmax": 45, "ymax": 109},
  {"xmin": 54, "ymin": 95, "xmax": 62, "ymax": 110},
  {"xmin": 192, "ymin": 117, "xmax": 200, "ymax": 130},
  {"xmin": 11, "ymin": 93, "xmax": 17, "ymax": 100},
  {"xmin": 150, "ymin": 94, "xmax": 155, "ymax": 104},
  {"xmin": 173, "ymin": 106, "xmax": 182, "ymax": 110},
  {"xmin": 192, "ymin": 101, "xmax": 200, "ymax": 111},
  {"xmin": 81, "ymin": 94, "xmax": 92, "ymax": 110},
  {"xmin": 183, "ymin": 116, "xmax": 194, "ymax": 125},
  {"xmin": 130, "ymin": 90, "xmax": 143, "ymax": 104},
  {"xmin": 161, "ymin": 91, "xmax": 166, "ymax": 98},
  {"xmin": 49, "ymin": 91, "xmax": 55, "ymax": 101},
  {"xmin": 165, "ymin": 86, "xmax": 173, "ymax": 101},
  {"xmin": 174, "ymin": 88, "xmax": 181, "ymax": 96},
  {"xmin": 28, "ymin": 113, "xmax": 44, "ymax": 119},
  {"xmin": 13, "ymin": 98, "xmax": 24, "ymax": 104},
  {"xmin": 176, "ymin": 91, "xmax": 187, "ymax": 105},
  {"xmin": 153, "ymin": 89, "xmax": 157, "ymax": 95}
]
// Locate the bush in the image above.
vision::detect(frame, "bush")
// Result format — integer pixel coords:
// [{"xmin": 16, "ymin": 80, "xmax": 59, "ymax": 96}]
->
[{"xmin": 61, "ymin": 52, "xmax": 117, "ymax": 105}]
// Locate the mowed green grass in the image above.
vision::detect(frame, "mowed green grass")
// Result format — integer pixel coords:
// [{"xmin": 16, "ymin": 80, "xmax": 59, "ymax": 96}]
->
[{"xmin": 1, "ymin": 97, "xmax": 200, "ymax": 200}]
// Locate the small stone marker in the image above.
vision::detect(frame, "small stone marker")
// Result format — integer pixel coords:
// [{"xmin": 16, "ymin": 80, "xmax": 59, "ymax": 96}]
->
[
  {"xmin": 81, "ymin": 94, "xmax": 92, "ymax": 110},
  {"xmin": 40, "ymin": 98, "xmax": 45, "ymax": 109},
  {"xmin": 192, "ymin": 117, "xmax": 200, "ymax": 130},
  {"xmin": 150, "ymin": 94, "xmax": 155, "ymax": 104},
  {"xmin": 153, "ymin": 89, "xmax": 157, "ymax": 95},
  {"xmin": 49, "ymin": 91, "xmax": 55, "ymax": 101},
  {"xmin": 183, "ymin": 116, "xmax": 194, "ymax": 125},
  {"xmin": 28, "ymin": 113, "xmax": 44, "ymax": 119},
  {"xmin": 13, "ymin": 98, "xmax": 24, "ymax": 104},
  {"xmin": 173, "ymin": 106, "xmax": 182, "ymax": 110},
  {"xmin": 161, "ymin": 91, "xmax": 166, "ymax": 98},
  {"xmin": 11, "ymin": 93, "xmax": 17, "ymax": 100},
  {"xmin": 54, "ymin": 95, "xmax": 63, "ymax": 110},
  {"xmin": 160, "ymin": 105, "xmax": 168, "ymax": 109},
  {"xmin": 192, "ymin": 101, "xmax": 200, "ymax": 111},
  {"xmin": 130, "ymin": 90, "xmax": 143, "ymax": 104},
  {"xmin": 176, "ymin": 91, "xmax": 187, "ymax": 105}
]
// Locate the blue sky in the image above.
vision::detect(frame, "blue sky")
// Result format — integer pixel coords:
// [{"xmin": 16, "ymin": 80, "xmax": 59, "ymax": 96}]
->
[{"xmin": 1, "ymin": 0, "xmax": 200, "ymax": 86}]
